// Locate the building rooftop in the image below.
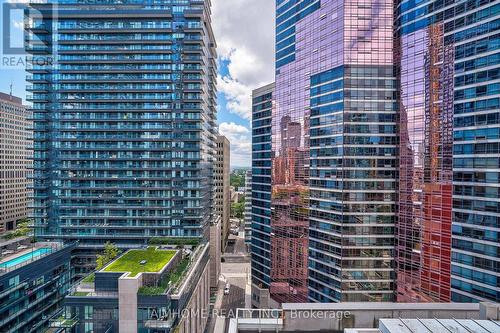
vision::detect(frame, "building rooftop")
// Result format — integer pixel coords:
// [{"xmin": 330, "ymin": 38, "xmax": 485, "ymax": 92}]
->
[
  {"xmin": 377, "ymin": 318, "xmax": 500, "ymax": 333},
  {"xmin": 103, "ymin": 247, "xmax": 176, "ymax": 277},
  {"xmin": 0, "ymin": 92, "xmax": 22, "ymax": 105},
  {"xmin": 70, "ymin": 243, "xmax": 208, "ymax": 298},
  {"xmin": 0, "ymin": 242, "xmax": 64, "ymax": 274},
  {"xmin": 228, "ymin": 303, "xmax": 500, "ymax": 333}
]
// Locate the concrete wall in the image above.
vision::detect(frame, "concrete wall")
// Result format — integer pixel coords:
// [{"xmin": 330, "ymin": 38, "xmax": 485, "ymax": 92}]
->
[
  {"xmin": 215, "ymin": 135, "xmax": 230, "ymax": 251},
  {"xmin": 280, "ymin": 303, "xmax": 482, "ymax": 332},
  {"xmin": 210, "ymin": 219, "xmax": 221, "ymax": 288},
  {"xmin": 251, "ymin": 283, "xmax": 279, "ymax": 309},
  {"xmin": 175, "ymin": 258, "xmax": 210, "ymax": 333},
  {"xmin": 118, "ymin": 274, "xmax": 142, "ymax": 333}
]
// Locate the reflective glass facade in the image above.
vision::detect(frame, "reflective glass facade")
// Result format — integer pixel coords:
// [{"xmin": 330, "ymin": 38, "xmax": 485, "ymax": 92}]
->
[
  {"xmin": 26, "ymin": 1, "xmax": 217, "ymax": 252},
  {"xmin": 396, "ymin": 0, "xmax": 500, "ymax": 303},
  {"xmin": 271, "ymin": 0, "xmax": 396, "ymax": 303}
]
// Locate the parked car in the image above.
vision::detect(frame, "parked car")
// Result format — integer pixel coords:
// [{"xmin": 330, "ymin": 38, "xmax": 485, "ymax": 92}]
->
[{"xmin": 224, "ymin": 283, "xmax": 230, "ymax": 295}]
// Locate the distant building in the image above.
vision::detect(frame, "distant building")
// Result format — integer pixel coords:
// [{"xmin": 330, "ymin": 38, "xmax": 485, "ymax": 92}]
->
[
  {"xmin": 63, "ymin": 243, "xmax": 210, "ymax": 333},
  {"xmin": 244, "ymin": 170, "xmax": 252, "ymax": 245},
  {"xmin": 210, "ymin": 216, "xmax": 221, "ymax": 289},
  {"xmin": 215, "ymin": 135, "xmax": 231, "ymax": 251},
  {"xmin": 0, "ymin": 92, "xmax": 30, "ymax": 234},
  {"xmin": 230, "ymin": 187, "xmax": 244, "ymax": 204},
  {"xmin": 0, "ymin": 241, "xmax": 74, "ymax": 332}
]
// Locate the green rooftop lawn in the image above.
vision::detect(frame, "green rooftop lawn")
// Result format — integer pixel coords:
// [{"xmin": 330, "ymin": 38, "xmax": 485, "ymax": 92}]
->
[{"xmin": 103, "ymin": 247, "xmax": 176, "ymax": 277}]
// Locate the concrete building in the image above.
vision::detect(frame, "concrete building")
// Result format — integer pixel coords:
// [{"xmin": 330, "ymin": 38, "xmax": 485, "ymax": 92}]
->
[
  {"xmin": 0, "ymin": 241, "xmax": 74, "ymax": 332},
  {"xmin": 210, "ymin": 216, "xmax": 221, "ymax": 289},
  {"xmin": 230, "ymin": 187, "xmax": 244, "ymax": 204},
  {"xmin": 215, "ymin": 135, "xmax": 231, "ymax": 251},
  {"xmin": 0, "ymin": 92, "xmax": 30, "ymax": 235},
  {"xmin": 63, "ymin": 242, "xmax": 210, "ymax": 333},
  {"xmin": 244, "ymin": 170, "xmax": 252, "ymax": 245},
  {"xmin": 26, "ymin": 0, "xmax": 218, "ymax": 261},
  {"xmin": 228, "ymin": 302, "xmax": 500, "ymax": 333}
]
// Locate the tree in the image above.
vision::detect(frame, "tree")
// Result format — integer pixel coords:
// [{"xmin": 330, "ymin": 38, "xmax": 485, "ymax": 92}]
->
[
  {"xmin": 96, "ymin": 242, "xmax": 119, "ymax": 270},
  {"xmin": 4, "ymin": 219, "xmax": 32, "ymax": 240},
  {"xmin": 230, "ymin": 173, "xmax": 245, "ymax": 188},
  {"xmin": 231, "ymin": 202, "xmax": 244, "ymax": 219}
]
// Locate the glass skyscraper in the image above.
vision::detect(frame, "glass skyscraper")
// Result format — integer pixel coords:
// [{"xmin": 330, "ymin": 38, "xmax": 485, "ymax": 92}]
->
[
  {"xmin": 251, "ymin": 83, "xmax": 274, "ymax": 296},
  {"xmin": 396, "ymin": 0, "xmax": 500, "ymax": 303},
  {"xmin": 265, "ymin": 0, "xmax": 397, "ymax": 303},
  {"xmin": 253, "ymin": 0, "xmax": 499, "ymax": 305},
  {"xmin": 26, "ymin": 0, "xmax": 217, "ymax": 258}
]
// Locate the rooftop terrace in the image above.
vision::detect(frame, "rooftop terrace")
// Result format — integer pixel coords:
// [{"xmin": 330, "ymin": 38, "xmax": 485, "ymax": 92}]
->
[
  {"xmin": 0, "ymin": 242, "xmax": 64, "ymax": 274},
  {"xmin": 103, "ymin": 247, "xmax": 176, "ymax": 277}
]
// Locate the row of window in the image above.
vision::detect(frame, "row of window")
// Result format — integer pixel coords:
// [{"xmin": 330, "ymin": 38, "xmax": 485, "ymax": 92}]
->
[
  {"xmin": 455, "ymin": 33, "xmax": 500, "ymax": 60},
  {"xmin": 454, "ymin": 127, "xmax": 500, "ymax": 141},
  {"xmin": 453, "ymin": 225, "xmax": 498, "ymax": 243},
  {"xmin": 455, "ymin": 82, "xmax": 500, "ymax": 100},
  {"xmin": 310, "ymin": 147, "xmax": 397, "ymax": 157},
  {"xmin": 310, "ymin": 179, "xmax": 396, "ymax": 191},
  {"xmin": 455, "ymin": 97, "xmax": 499, "ymax": 115},
  {"xmin": 451, "ymin": 278, "xmax": 499, "ymax": 300},
  {"xmin": 455, "ymin": 142, "xmax": 500, "ymax": 155},
  {"xmin": 454, "ymin": 198, "xmax": 500, "ymax": 214}
]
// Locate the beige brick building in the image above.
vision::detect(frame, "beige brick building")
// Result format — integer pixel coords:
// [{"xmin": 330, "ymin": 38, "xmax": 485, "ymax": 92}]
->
[
  {"xmin": 215, "ymin": 135, "xmax": 230, "ymax": 251},
  {"xmin": 0, "ymin": 92, "xmax": 31, "ymax": 234}
]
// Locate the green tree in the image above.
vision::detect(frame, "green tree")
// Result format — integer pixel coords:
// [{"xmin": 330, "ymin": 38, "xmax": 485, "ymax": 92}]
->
[
  {"xmin": 231, "ymin": 202, "xmax": 244, "ymax": 219},
  {"xmin": 230, "ymin": 173, "xmax": 245, "ymax": 188},
  {"xmin": 96, "ymin": 242, "xmax": 119, "ymax": 270},
  {"xmin": 4, "ymin": 219, "xmax": 32, "ymax": 240}
]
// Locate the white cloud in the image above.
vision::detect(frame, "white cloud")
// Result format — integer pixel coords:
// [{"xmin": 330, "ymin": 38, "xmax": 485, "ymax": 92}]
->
[
  {"xmin": 218, "ymin": 122, "xmax": 252, "ymax": 167},
  {"xmin": 217, "ymin": 74, "xmax": 252, "ymax": 120},
  {"xmin": 213, "ymin": 0, "xmax": 275, "ymax": 121}
]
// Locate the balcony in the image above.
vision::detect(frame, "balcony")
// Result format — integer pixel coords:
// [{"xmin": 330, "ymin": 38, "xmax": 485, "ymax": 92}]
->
[
  {"xmin": 26, "ymin": 23, "xmax": 49, "ymax": 33},
  {"xmin": 26, "ymin": 84, "xmax": 49, "ymax": 92},
  {"xmin": 25, "ymin": 44, "xmax": 50, "ymax": 54}
]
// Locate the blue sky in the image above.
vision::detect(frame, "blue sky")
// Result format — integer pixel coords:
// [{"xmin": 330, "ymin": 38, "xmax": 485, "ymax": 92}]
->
[{"xmin": 0, "ymin": 0, "xmax": 275, "ymax": 167}]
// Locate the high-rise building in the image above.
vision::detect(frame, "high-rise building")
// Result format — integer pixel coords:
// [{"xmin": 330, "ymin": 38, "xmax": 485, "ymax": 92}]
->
[
  {"xmin": 0, "ymin": 92, "xmax": 31, "ymax": 235},
  {"xmin": 251, "ymin": 83, "xmax": 273, "ymax": 304},
  {"xmin": 396, "ymin": 0, "xmax": 500, "ymax": 303},
  {"xmin": 26, "ymin": 1, "xmax": 218, "ymax": 257},
  {"xmin": 267, "ymin": 0, "xmax": 397, "ymax": 303},
  {"xmin": 244, "ymin": 170, "xmax": 252, "ymax": 245},
  {"xmin": 215, "ymin": 134, "xmax": 230, "ymax": 250},
  {"xmin": 253, "ymin": 0, "xmax": 500, "ymax": 306}
]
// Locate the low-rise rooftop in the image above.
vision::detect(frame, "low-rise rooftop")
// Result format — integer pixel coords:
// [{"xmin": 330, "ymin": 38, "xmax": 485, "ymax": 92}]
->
[
  {"xmin": 103, "ymin": 247, "xmax": 176, "ymax": 277},
  {"xmin": 376, "ymin": 318, "xmax": 500, "ymax": 333},
  {"xmin": 0, "ymin": 242, "xmax": 64, "ymax": 274}
]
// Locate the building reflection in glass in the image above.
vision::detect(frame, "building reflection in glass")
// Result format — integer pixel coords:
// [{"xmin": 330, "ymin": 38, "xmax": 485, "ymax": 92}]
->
[{"xmin": 396, "ymin": 23, "xmax": 454, "ymax": 302}]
